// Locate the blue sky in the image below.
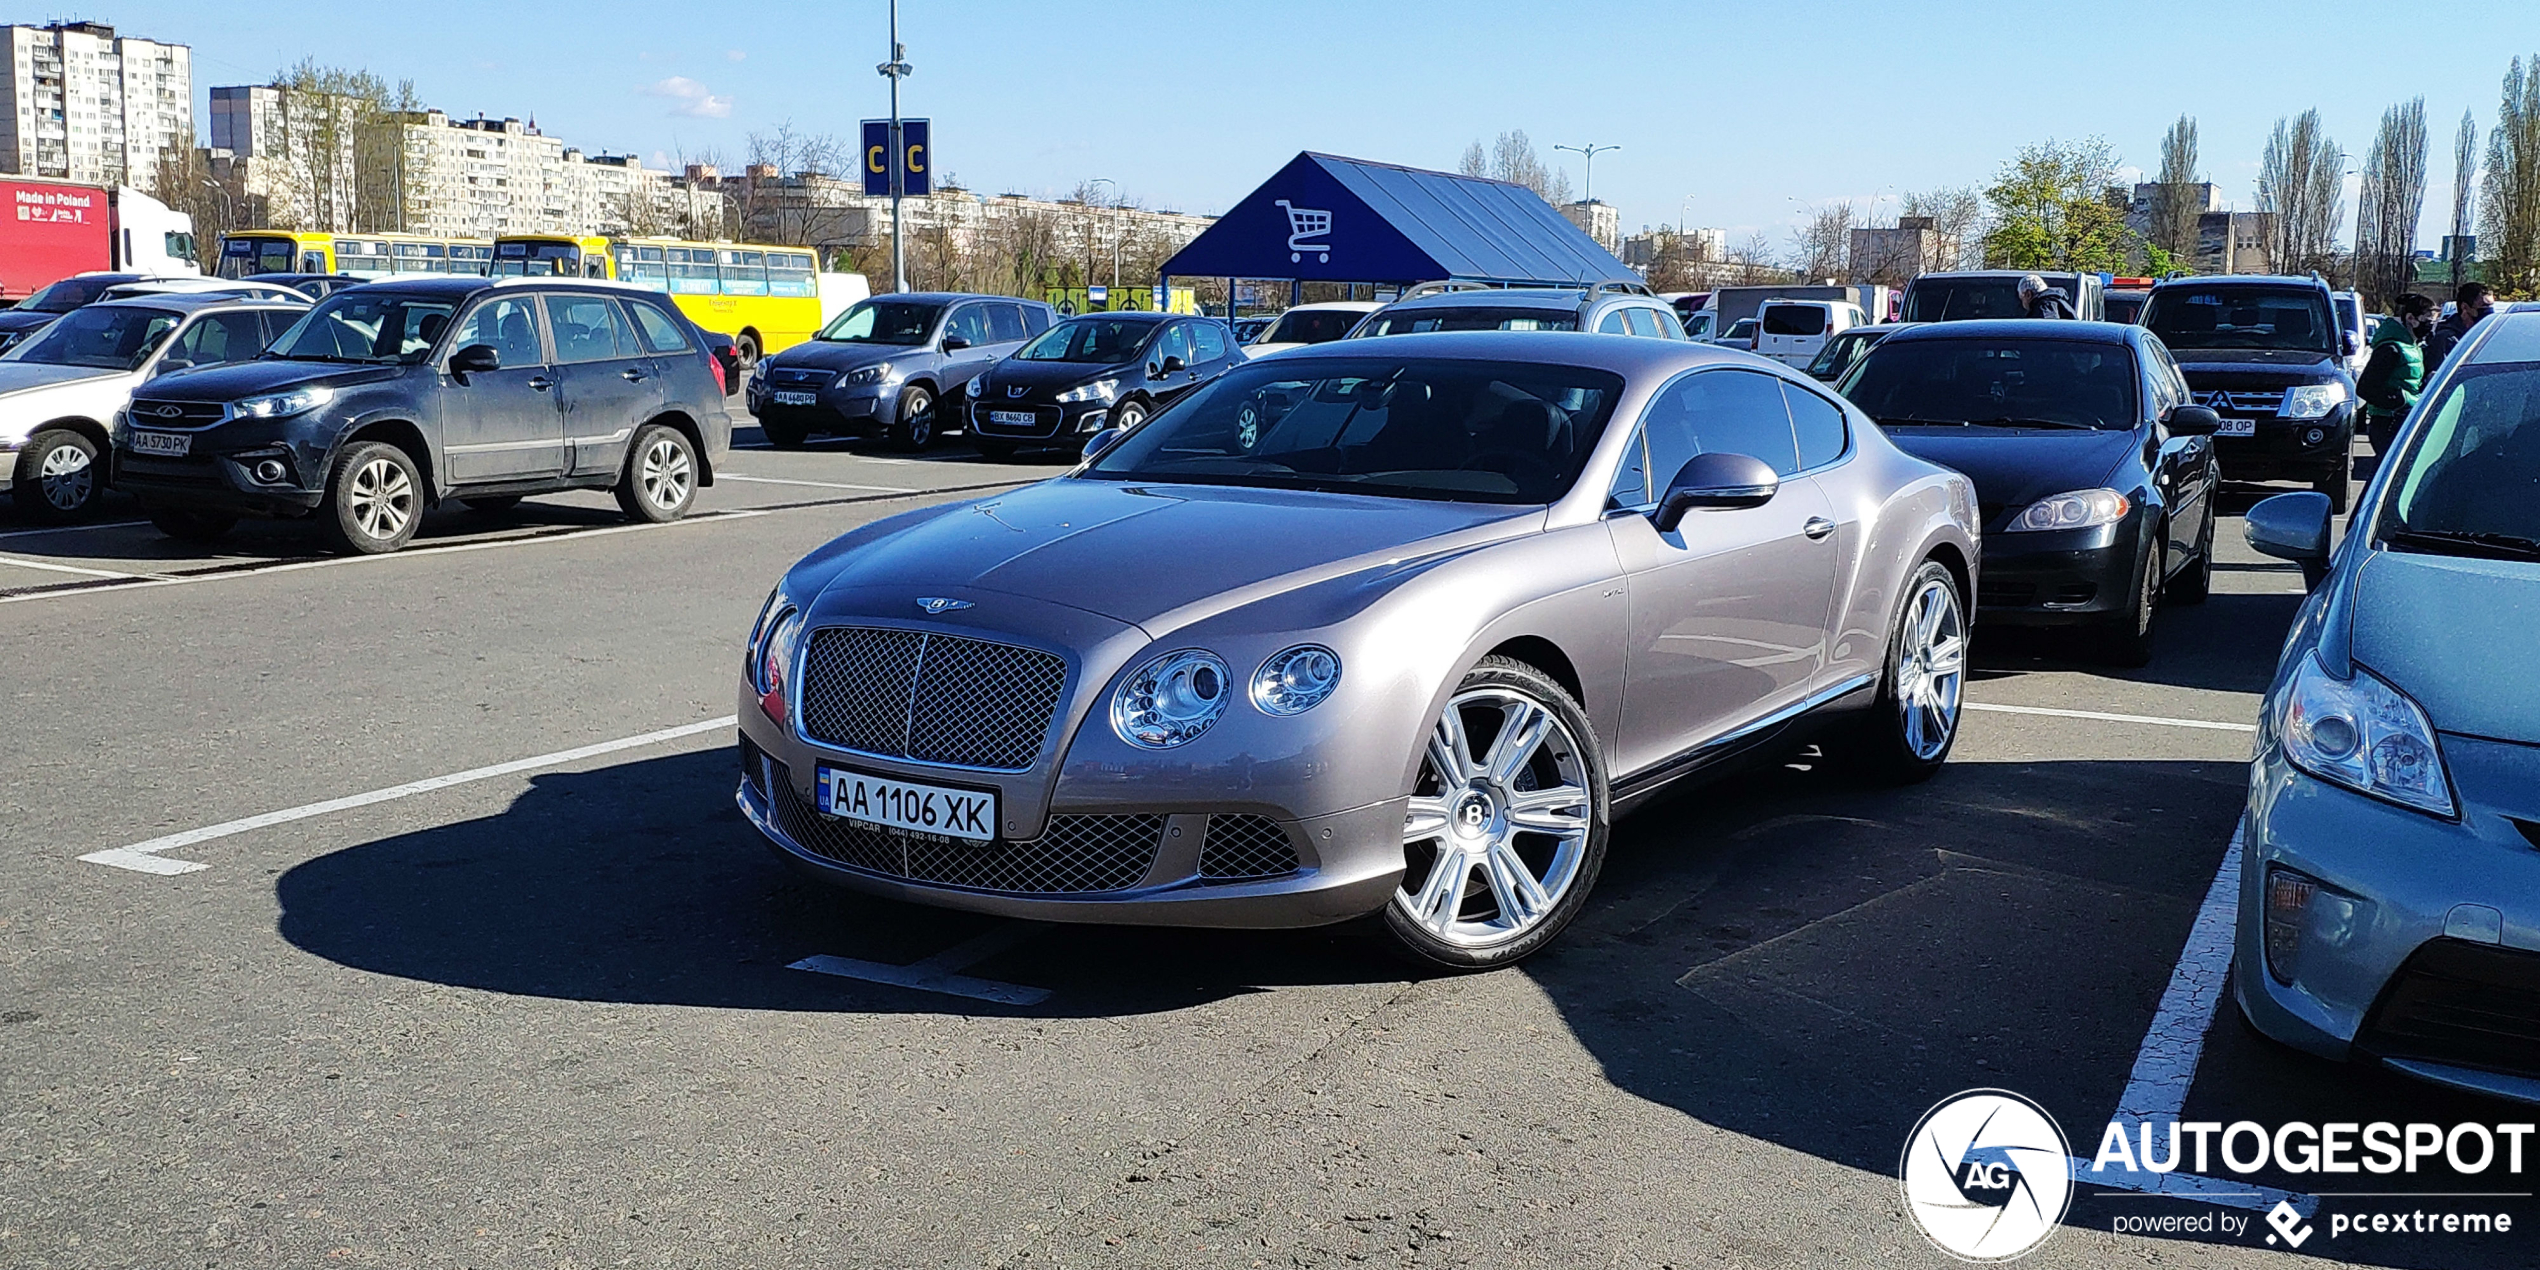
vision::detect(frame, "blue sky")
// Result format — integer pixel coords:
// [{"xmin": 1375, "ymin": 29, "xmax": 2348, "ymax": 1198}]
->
[{"xmin": 94, "ymin": 0, "xmax": 2540, "ymax": 249}]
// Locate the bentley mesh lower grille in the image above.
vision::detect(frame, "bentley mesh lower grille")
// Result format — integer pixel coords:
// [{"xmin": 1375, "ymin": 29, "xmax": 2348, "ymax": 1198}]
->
[
  {"xmin": 768, "ymin": 765, "xmax": 1161, "ymax": 894},
  {"xmin": 1197, "ymin": 814, "xmax": 1302, "ymax": 880},
  {"xmin": 798, "ymin": 626, "xmax": 1065, "ymax": 770}
]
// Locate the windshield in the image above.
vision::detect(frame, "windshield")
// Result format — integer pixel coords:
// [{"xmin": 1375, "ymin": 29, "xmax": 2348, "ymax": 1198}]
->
[
  {"xmin": 2376, "ymin": 353, "xmax": 2540, "ymax": 557},
  {"xmin": 1806, "ymin": 329, "xmax": 1883, "ymax": 380},
  {"xmin": 1018, "ymin": 317, "xmax": 1159, "ymax": 363},
  {"xmin": 491, "ymin": 242, "xmax": 579, "ymax": 277},
  {"xmin": 2144, "ymin": 285, "xmax": 2333, "ymax": 353},
  {"xmin": 217, "ymin": 237, "xmax": 298, "ymax": 279},
  {"xmin": 1901, "ymin": 278, "xmax": 2028, "ymax": 322},
  {"xmin": 1083, "ymin": 356, "xmax": 1624, "ymax": 505},
  {"xmin": 817, "ymin": 299, "xmax": 943, "ymax": 346},
  {"xmin": 1353, "ymin": 306, "xmax": 1578, "ymax": 336},
  {"xmin": 1842, "ymin": 337, "xmax": 2138, "ymax": 429},
  {"xmin": 268, "ymin": 293, "xmax": 457, "ymax": 364},
  {"xmin": 18, "ymin": 275, "xmax": 130, "ymax": 314},
  {"xmin": 3, "ymin": 304, "xmax": 180, "ymax": 369},
  {"xmin": 1762, "ymin": 305, "xmax": 1827, "ymax": 336},
  {"xmin": 1259, "ymin": 309, "xmax": 1362, "ymax": 345}
]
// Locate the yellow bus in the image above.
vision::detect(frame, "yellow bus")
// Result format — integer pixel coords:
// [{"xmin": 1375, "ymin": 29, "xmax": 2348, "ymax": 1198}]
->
[
  {"xmin": 216, "ymin": 230, "xmax": 494, "ymax": 279},
  {"xmin": 491, "ymin": 233, "xmax": 829, "ymax": 363}
]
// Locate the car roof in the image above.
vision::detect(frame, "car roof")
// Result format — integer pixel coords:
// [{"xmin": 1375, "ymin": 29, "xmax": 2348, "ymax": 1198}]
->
[
  {"xmin": 90, "ymin": 293, "xmax": 305, "ymax": 313},
  {"xmin": 1878, "ymin": 318, "xmax": 2138, "ymax": 346},
  {"xmin": 1267, "ymin": 329, "xmax": 1780, "ymax": 375},
  {"xmin": 862, "ymin": 291, "xmax": 1046, "ymax": 306},
  {"xmin": 1912, "ymin": 269, "xmax": 2087, "ymax": 280},
  {"xmin": 1055, "ymin": 309, "xmax": 1177, "ymax": 324},
  {"xmin": 1282, "ymin": 301, "xmax": 1383, "ymax": 312},
  {"xmin": 2149, "ymin": 274, "xmax": 2329, "ymax": 290},
  {"xmin": 1381, "ymin": 288, "xmax": 1603, "ymax": 311}
]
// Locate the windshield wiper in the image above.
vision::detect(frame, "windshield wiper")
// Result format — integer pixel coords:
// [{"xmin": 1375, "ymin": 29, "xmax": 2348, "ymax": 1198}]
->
[
  {"xmin": 1875, "ymin": 415, "xmax": 1964, "ymax": 427},
  {"xmin": 1967, "ymin": 416, "xmax": 2097, "ymax": 430},
  {"xmin": 2385, "ymin": 528, "xmax": 2540, "ymax": 561}
]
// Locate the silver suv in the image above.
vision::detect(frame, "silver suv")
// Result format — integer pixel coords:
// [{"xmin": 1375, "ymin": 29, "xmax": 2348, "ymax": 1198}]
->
[{"xmin": 1345, "ymin": 282, "xmax": 1687, "ymax": 342}]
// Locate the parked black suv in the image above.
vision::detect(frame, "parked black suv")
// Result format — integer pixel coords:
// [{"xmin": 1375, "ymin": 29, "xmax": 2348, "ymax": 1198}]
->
[
  {"xmin": 746, "ymin": 292, "xmax": 1054, "ymax": 450},
  {"xmin": 965, "ymin": 311, "xmax": 1244, "ymax": 461},
  {"xmin": 114, "ymin": 277, "xmax": 733, "ymax": 554},
  {"xmin": 2140, "ymin": 275, "xmax": 2359, "ymax": 510}
]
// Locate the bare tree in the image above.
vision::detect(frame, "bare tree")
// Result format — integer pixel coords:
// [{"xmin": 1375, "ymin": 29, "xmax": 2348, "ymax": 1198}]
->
[
  {"xmin": 2258, "ymin": 110, "xmax": 2345, "ymax": 275},
  {"xmin": 1900, "ymin": 186, "xmax": 1984, "ymax": 271},
  {"xmin": 1788, "ymin": 201, "xmax": 1855, "ymax": 280},
  {"xmin": 738, "ymin": 120, "xmax": 853, "ymax": 246},
  {"xmin": 2483, "ymin": 55, "xmax": 2540, "ymax": 296},
  {"xmin": 1460, "ymin": 131, "xmax": 1570, "ymax": 205},
  {"xmin": 2151, "ymin": 115, "xmax": 2202, "ymax": 263},
  {"xmin": 146, "ymin": 144, "xmax": 233, "ymax": 246},
  {"xmin": 1456, "ymin": 141, "xmax": 1487, "ymax": 178},
  {"xmin": 2355, "ymin": 98, "xmax": 2429, "ymax": 308},
  {"xmin": 2451, "ymin": 108, "xmax": 2481, "ymax": 266}
]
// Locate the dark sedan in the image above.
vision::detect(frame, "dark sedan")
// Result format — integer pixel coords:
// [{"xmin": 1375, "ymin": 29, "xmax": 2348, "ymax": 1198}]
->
[
  {"xmin": 0, "ymin": 272, "xmax": 156, "ymax": 352},
  {"xmin": 966, "ymin": 312, "xmax": 1244, "ymax": 462},
  {"xmin": 1839, "ymin": 320, "xmax": 2222, "ymax": 664}
]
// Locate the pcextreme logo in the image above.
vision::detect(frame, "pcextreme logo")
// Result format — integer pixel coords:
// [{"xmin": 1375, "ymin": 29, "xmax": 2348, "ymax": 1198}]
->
[{"xmin": 1900, "ymin": 1089, "xmax": 2075, "ymax": 1261}]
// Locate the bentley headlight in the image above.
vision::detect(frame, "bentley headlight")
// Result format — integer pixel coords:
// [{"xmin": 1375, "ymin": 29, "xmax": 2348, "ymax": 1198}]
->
[
  {"xmin": 1055, "ymin": 377, "xmax": 1120, "ymax": 404},
  {"xmin": 838, "ymin": 363, "xmax": 894, "ymax": 387},
  {"xmin": 1112, "ymin": 649, "xmax": 1232, "ymax": 748},
  {"xmin": 2004, "ymin": 488, "xmax": 2128, "ymax": 532},
  {"xmin": 2279, "ymin": 382, "xmax": 2348, "ymax": 420},
  {"xmin": 1252, "ymin": 644, "xmax": 1342, "ymax": 716},
  {"xmin": 752, "ymin": 604, "xmax": 803, "ymax": 725},
  {"xmin": 234, "ymin": 385, "xmax": 335, "ymax": 419},
  {"xmin": 2280, "ymin": 651, "xmax": 2453, "ymax": 817}
]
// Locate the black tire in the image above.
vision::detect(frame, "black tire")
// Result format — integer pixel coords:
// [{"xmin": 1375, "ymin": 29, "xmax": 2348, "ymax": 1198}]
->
[
  {"xmin": 615, "ymin": 423, "xmax": 698, "ymax": 524},
  {"xmin": 974, "ymin": 438, "xmax": 1021, "ymax": 464},
  {"xmin": 1378, "ymin": 655, "xmax": 1610, "ymax": 971},
  {"xmin": 318, "ymin": 441, "xmax": 423, "ymax": 555},
  {"xmin": 2313, "ymin": 461, "xmax": 2351, "ymax": 515},
  {"xmin": 2096, "ymin": 536, "xmax": 2163, "ymax": 667},
  {"xmin": 887, "ymin": 385, "xmax": 937, "ymax": 452},
  {"xmin": 2168, "ymin": 504, "xmax": 2214, "ymax": 605},
  {"xmin": 1838, "ymin": 559, "xmax": 1966, "ymax": 785},
  {"xmin": 143, "ymin": 504, "xmax": 235, "ymax": 544},
  {"xmin": 735, "ymin": 332, "xmax": 763, "ymax": 375},
  {"xmin": 11, "ymin": 429, "xmax": 102, "ymax": 522},
  {"xmin": 759, "ymin": 417, "xmax": 810, "ymax": 450},
  {"xmin": 461, "ymin": 495, "xmax": 522, "ymax": 514}
]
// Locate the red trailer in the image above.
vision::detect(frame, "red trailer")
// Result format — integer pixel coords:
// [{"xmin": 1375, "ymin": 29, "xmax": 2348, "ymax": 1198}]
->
[{"xmin": 1, "ymin": 177, "xmax": 197, "ymax": 300}]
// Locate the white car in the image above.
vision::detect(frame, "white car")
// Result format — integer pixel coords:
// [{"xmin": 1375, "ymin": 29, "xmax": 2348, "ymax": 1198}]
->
[
  {"xmin": 1754, "ymin": 299, "xmax": 1868, "ymax": 367},
  {"xmin": 98, "ymin": 278, "xmax": 314, "ymax": 306},
  {"xmin": 0, "ymin": 294, "xmax": 304, "ymax": 520},
  {"xmin": 1244, "ymin": 300, "xmax": 1382, "ymax": 356}
]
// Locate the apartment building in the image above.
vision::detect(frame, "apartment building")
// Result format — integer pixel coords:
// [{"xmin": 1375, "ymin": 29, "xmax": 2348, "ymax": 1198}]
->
[{"xmin": 0, "ymin": 22, "xmax": 191, "ymax": 187}]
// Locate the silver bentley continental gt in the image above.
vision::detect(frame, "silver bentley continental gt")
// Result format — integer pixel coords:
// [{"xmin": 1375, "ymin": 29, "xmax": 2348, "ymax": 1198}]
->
[{"xmin": 736, "ymin": 332, "xmax": 1980, "ymax": 968}]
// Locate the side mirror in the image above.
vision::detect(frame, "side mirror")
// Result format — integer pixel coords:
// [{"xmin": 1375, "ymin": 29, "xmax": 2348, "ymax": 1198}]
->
[
  {"xmin": 2165, "ymin": 404, "xmax": 2222, "ymax": 436},
  {"xmin": 2245, "ymin": 491, "xmax": 2333, "ymax": 588},
  {"xmin": 450, "ymin": 343, "xmax": 501, "ymax": 376},
  {"xmin": 941, "ymin": 335, "xmax": 971, "ymax": 352},
  {"xmin": 1158, "ymin": 355, "xmax": 1186, "ymax": 374},
  {"xmin": 1080, "ymin": 427, "xmax": 1125, "ymax": 464},
  {"xmin": 2341, "ymin": 331, "xmax": 2359, "ymax": 357},
  {"xmin": 1653, "ymin": 451, "xmax": 1780, "ymax": 533},
  {"xmin": 153, "ymin": 356, "xmax": 191, "ymax": 376}
]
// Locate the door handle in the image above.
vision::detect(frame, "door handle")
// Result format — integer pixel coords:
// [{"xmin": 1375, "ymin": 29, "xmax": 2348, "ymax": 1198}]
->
[
  {"xmin": 621, "ymin": 368, "xmax": 648, "ymax": 382},
  {"xmin": 526, "ymin": 376, "xmax": 552, "ymax": 391},
  {"xmin": 1803, "ymin": 516, "xmax": 1836, "ymax": 540}
]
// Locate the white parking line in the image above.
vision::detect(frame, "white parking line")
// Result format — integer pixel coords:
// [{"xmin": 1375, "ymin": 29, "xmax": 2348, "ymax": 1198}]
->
[
  {"xmin": 79, "ymin": 715, "xmax": 738, "ymax": 875},
  {"xmin": 1965, "ymin": 701, "xmax": 2257, "ymax": 733},
  {"xmin": 0, "ymin": 554, "xmax": 168, "ymax": 580},
  {"xmin": 719, "ymin": 473, "xmax": 911, "ymax": 493},
  {"xmin": 792, "ymin": 922, "xmax": 1052, "ymax": 1005},
  {"xmin": 0, "ymin": 509, "xmax": 769, "ymax": 609}
]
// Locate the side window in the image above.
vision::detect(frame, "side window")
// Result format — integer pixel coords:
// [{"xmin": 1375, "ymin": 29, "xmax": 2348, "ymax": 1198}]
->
[
  {"xmin": 542, "ymin": 294, "xmax": 633, "ymax": 364},
  {"xmin": 1021, "ymin": 305, "xmax": 1053, "ymax": 335},
  {"xmin": 1155, "ymin": 322, "xmax": 1193, "ymax": 368},
  {"xmin": 168, "ymin": 311, "xmax": 270, "ymax": 368},
  {"xmin": 1624, "ymin": 307, "xmax": 1669, "ymax": 339},
  {"xmin": 452, "ymin": 295, "xmax": 546, "ymax": 367},
  {"xmin": 1597, "ymin": 308, "xmax": 1631, "ymax": 335},
  {"xmin": 986, "ymin": 303, "xmax": 1028, "ymax": 343},
  {"xmin": 1608, "ymin": 429, "xmax": 1654, "ymax": 508},
  {"xmin": 1641, "ymin": 369, "xmax": 1801, "ymax": 481},
  {"xmin": 622, "ymin": 300, "xmax": 693, "ymax": 354},
  {"xmin": 1782, "ymin": 381, "xmax": 1850, "ymax": 469},
  {"xmin": 1191, "ymin": 321, "xmax": 1229, "ymax": 362},
  {"xmin": 945, "ymin": 303, "xmax": 994, "ymax": 347}
]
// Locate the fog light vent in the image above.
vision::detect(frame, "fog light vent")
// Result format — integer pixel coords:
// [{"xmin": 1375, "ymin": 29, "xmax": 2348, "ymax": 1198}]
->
[{"xmin": 2264, "ymin": 865, "xmax": 2319, "ymax": 985}]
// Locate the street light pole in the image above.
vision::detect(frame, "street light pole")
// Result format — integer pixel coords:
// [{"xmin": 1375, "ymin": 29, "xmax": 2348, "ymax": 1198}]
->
[
  {"xmin": 876, "ymin": 0, "xmax": 914, "ymax": 292},
  {"xmin": 1089, "ymin": 176, "xmax": 1119, "ymax": 302},
  {"xmin": 1554, "ymin": 142, "xmax": 1619, "ymax": 203}
]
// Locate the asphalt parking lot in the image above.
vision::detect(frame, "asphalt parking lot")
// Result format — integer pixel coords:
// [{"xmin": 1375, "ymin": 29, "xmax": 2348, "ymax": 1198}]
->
[{"xmin": 1, "ymin": 432, "xmax": 2527, "ymax": 1268}]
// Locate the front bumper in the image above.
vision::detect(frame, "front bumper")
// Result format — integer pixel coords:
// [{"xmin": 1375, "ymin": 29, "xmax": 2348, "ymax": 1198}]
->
[
  {"xmin": 1972, "ymin": 520, "xmax": 2140, "ymax": 625},
  {"xmin": 748, "ymin": 380, "xmax": 890, "ymax": 434},
  {"xmin": 969, "ymin": 400, "xmax": 1111, "ymax": 441},
  {"xmin": 2209, "ymin": 405, "xmax": 2354, "ymax": 482},
  {"xmin": 112, "ymin": 420, "xmax": 330, "ymax": 516},
  {"xmin": 2234, "ymin": 731, "xmax": 2540, "ymax": 1101}
]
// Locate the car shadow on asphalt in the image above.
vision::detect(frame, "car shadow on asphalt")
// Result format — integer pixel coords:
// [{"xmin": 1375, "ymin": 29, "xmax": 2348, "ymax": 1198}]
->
[{"xmin": 1968, "ymin": 584, "xmax": 2307, "ymax": 699}]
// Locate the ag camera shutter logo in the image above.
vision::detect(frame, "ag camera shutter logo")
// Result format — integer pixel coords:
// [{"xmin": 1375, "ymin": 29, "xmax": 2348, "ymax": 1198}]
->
[{"xmin": 1900, "ymin": 1089, "xmax": 2074, "ymax": 1261}]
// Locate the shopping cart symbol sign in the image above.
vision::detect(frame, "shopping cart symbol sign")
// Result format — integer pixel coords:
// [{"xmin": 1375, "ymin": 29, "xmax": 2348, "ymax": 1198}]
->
[{"xmin": 1274, "ymin": 199, "xmax": 1332, "ymax": 264}]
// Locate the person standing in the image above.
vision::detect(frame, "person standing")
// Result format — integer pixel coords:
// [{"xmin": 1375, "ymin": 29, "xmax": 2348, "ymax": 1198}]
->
[
  {"xmin": 2355, "ymin": 294, "xmax": 2436, "ymax": 456},
  {"xmin": 2017, "ymin": 273, "xmax": 2076, "ymax": 319},
  {"xmin": 2424, "ymin": 282, "xmax": 2495, "ymax": 370}
]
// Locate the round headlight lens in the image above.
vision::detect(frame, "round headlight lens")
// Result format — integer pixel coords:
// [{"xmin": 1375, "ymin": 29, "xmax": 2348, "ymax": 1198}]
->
[
  {"xmin": 1251, "ymin": 644, "xmax": 1342, "ymax": 715},
  {"xmin": 1112, "ymin": 649, "xmax": 1232, "ymax": 749}
]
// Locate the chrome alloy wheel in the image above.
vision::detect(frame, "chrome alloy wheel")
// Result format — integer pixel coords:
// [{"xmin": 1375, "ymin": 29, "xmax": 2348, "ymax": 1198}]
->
[
  {"xmin": 638, "ymin": 436, "xmax": 694, "ymax": 510},
  {"xmin": 348, "ymin": 456, "xmax": 415, "ymax": 541},
  {"xmin": 36, "ymin": 441, "xmax": 94, "ymax": 511},
  {"xmin": 1893, "ymin": 574, "xmax": 1965, "ymax": 761},
  {"xmin": 1395, "ymin": 686, "xmax": 1593, "ymax": 947}
]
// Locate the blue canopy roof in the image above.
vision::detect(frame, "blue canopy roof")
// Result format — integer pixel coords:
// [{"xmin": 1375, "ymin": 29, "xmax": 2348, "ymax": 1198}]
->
[{"xmin": 1161, "ymin": 152, "xmax": 1636, "ymax": 288}]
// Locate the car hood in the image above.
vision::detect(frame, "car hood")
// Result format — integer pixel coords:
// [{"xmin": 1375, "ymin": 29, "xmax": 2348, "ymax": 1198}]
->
[
  {"xmin": 765, "ymin": 341, "xmax": 922, "ymax": 373},
  {"xmin": 1877, "ymin": 426, "xmax": 2138, "ymax": 519},
  {"xmin": 135, "ymin": 358, "xmax": 406, "ymax": 401},
  {"xmin": 801, "ymin": 478, "xmax": 1536, "ymax": 634},
  {"xmin": 2349, "ymin": 549, "xmax": 2540, "ymax": 744},
  {"xmin": 0, "ymin": 310, "xmax": 60, "ymax": 334},
  {"xmin": 0, "ymin": 361, "xmax": 123, "ymax": 396},
  {"xmin": 983, "ymin": 358, "xmax": 1139, "ymax": 392},
  {"xmin": 2169, "ymin": 349, "xmax": 2342, "ymax": 385}
]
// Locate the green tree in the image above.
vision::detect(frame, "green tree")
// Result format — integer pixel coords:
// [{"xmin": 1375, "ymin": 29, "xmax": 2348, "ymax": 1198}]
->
[
  {"xmin": 1981, "ymin": 138, "xmax": 2134, "ymax": 272},
  {"xmin": 2483, "ymin": 55, "xmax": 2540, "ymax": 297}
]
